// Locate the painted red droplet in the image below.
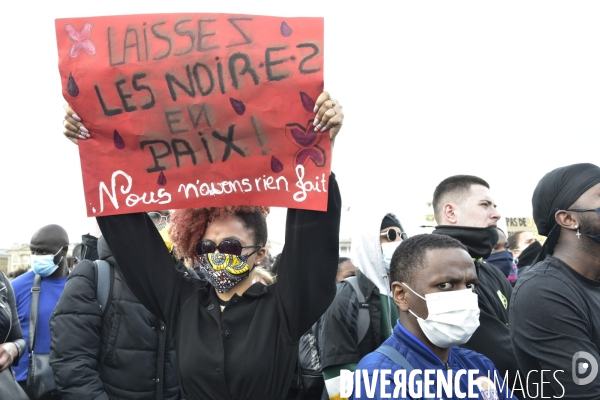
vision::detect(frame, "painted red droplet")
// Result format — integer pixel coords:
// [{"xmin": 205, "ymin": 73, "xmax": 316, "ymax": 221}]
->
[
  {"xmin": 271, "ymin": 156, "xmax": 284, "ymax": 173},
  {"xmin": 157, "ymin": 171, "xmax": 167, "ymax": 186},
  {"xmin": 280, "ymin": 21, "xmax": 292, "ymax": 37},
  {"xmin": 300, "ymin": 92, "xmax": 315, "ymax": 113},
  {"xmin": 291, "ymin": 126, "xmax": 317, "ymax": 147},
  {"xmin": 295, "ymin": 148, "xmax": 325, "ymax": 167},
  {"xmin": 67, "ymin": 73, "xmax": 79, "ymax": 97},
  {"xmin": 230, "ymin": 98, "xmax": 246, "ymax": 115},
  {"xmin": 113, "ymin": 129, "xmax": 125, "ymax": 149}
]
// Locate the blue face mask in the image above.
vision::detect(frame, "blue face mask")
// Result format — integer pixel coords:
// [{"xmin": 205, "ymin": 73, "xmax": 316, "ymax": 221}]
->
[
  {"xmin": 485, "ymin": 250, "xmax": 515, "ymax": 278},
  {"xmin": 31, "ymin": 247, "xmax": 64, "ymax": 277}
]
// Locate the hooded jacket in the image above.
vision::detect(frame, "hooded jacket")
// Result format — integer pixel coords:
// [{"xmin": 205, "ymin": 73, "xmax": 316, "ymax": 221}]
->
[
  {"xmin": 316, "ymin": 211, "xmax": 401, "ymax": 399},
  {"xmin": 50, "ymin": 237, "xmax": 181, "ymax": 400},
  {"xmin": 350, "ymin": 211, "xmax": 403, "ymax": 296}
]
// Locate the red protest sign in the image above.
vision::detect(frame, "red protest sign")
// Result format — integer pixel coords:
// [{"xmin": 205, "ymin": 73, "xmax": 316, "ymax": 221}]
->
[{"xmin": 55, "ymin": 13, "xmax": 327, "ymax": 217}]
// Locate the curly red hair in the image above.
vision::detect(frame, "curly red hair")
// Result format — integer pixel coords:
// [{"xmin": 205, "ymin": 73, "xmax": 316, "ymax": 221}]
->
[{"xmin": 169, "ymin": 206, "xmax": 270, "ymax": 261}]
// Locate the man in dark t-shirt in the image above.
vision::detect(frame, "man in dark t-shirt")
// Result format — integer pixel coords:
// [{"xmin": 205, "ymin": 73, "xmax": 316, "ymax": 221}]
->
[{"xmin": 510, "ymin": 163, "xmax": 600, "ymax": 399}]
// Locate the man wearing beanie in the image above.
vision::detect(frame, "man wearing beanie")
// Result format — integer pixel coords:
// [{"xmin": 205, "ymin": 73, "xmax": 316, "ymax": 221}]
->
[{"xmin": 510, "ymin": 163, "xmax": 600, "ymax": 399}]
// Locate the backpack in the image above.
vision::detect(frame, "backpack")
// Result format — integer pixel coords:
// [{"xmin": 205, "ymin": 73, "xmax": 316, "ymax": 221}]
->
[
  {"xmin": 297, "ymin": 276, "xmax": 370, "ymax": 394},
  {"xmin": 93, "ymin": 260, "xmax": 113, "ymax": 317}
]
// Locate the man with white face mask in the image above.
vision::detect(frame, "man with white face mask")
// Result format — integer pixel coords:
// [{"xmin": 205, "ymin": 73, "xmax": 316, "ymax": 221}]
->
[
  {"xmin": 315, "ymin": 212, "xmax": 406, "ymax": 400},
  {"xmin": 353, "ymin": 234, "xmax": 516, "ymax": 399},
  {"xmin": 11, "ymin": 224, "xmax": 69, "ymax": 392}
]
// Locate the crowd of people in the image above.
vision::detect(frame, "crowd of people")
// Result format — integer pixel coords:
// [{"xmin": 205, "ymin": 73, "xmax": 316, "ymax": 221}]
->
[{"xmin": 0, "ymin": 93, "xmax": 599, "ymax": 400}]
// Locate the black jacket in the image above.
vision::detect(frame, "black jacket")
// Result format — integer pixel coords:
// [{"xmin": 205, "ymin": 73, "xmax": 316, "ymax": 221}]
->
[
  {"xmin": 49, "ymin": 237, "xmax": 180, "ymax": 400},
  {"xmin": 461, "ymin": 259, "xmax": 521, "ymax": 383},
  {"xmin": 97, "ymin": 173, "xmax": 341, "ymax": 400},
  {"xmin": 0, "ymin": 271, "xmax": 26, "ymax": 363},
  {"xmin": 316, "ymin": 270, "xmax": 387, "ymax": 370}
]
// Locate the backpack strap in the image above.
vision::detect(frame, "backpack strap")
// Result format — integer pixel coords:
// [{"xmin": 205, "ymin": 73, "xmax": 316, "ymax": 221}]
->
[
  {"xmin": 344, "ymin": 276, "xmax": 370, "ymax": 345},
  {"xmin": 28, "ymin": 274, "xmax": 42, "ymax": 354},
  {"xmin": 80, "ymin": 244, "xmax": 89, "ymax": 261},
  {"xmin": 375, "ymin": 344, "xmax": 422, "ymax": 382},
  {"xmin": 94, "ymin": 260, "xmax": 112, "ymax": 317}
]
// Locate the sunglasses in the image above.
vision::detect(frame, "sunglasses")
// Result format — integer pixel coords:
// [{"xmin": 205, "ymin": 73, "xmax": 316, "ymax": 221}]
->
[
  {"xmin": 568, "ymin": 207, "xmax": 600, "ymax": 215},
  {"xmin": 148, "ymin": 212, "xmax": 170, "ymax": 228},
  {"xmin": 195, "ymin": 239, "xmax": 261, "ymax": 256},
  {"xmin": 380, "ymin": 229, "xmax": 408, "ymax": 242}
]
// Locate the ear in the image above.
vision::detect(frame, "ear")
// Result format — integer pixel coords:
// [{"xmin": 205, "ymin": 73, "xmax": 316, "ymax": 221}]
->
[
  {"xmin": 392, "ymin": 281, "xmax": 409, "ymax": 312},
  {"xmin": 555, "ymin": 210, "xmax": 579, "ymax": 231},
  {"xmin": 442, "ymin": 203, "xmax": 458, "ymax": 224},
  {"xmin": 254, "ymin": 247, "xmax": 267, "ymax": 267}
]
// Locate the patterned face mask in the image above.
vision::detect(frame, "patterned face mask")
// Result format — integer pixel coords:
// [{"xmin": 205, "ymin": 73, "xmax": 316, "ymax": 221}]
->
[{"xmin": 197, "ymin": 252, "xmax": 254, "ymax": 293}]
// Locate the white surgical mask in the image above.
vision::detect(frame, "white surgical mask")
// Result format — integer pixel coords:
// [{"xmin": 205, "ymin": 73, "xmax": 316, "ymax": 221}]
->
[
  {"xmin": 381, "ymin": 242, "xmax": 400, "ymax": 273},
  {"xmin": 403, "ymin": 283, "xmax": 480, "ymax": 348},
  {"xmin": 30, "ymin": 247, "xmax": 64, "ymax": 277}
]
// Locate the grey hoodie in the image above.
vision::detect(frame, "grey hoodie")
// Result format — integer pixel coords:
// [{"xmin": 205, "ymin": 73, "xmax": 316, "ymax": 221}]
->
[{"xmin": 350, "ymin": 211, "xmax": 403, "ymax": 296}]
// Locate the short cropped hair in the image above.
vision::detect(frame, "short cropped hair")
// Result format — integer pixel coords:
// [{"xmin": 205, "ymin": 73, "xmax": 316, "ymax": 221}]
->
[
  {"xmin": 432, "ymin": 175, "xmax": 490, "ymax": 222},
  {"xmin": 496, "ymin": 227, "xmax": 506, "ymax": 238},
  {"xmin": 338, "ymin": 256, "xmax": 352, "ymax": 265},
  {"xmin": 337, "ymin": 256, "xmax": 354, "ymax": 272},
  {"xmin": 390, "ymin": 233, "xmax": 468, "ymax": 285}
]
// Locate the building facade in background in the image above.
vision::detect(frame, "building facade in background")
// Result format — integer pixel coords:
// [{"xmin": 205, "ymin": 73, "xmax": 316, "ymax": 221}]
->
[{"xmin": 6, "ymin": 244, "xmax": 30, "ymax": 275}]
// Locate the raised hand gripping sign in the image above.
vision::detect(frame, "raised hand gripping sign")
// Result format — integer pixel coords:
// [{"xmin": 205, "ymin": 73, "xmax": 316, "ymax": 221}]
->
[{"xmin": 55, "ymin": 13, "xmax": 327, "ymax": 216}]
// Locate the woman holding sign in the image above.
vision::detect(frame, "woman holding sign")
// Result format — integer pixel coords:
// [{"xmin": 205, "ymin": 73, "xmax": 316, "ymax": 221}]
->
[{"xmin": 61, "ymin": 92, "xmax": 343, "ymax": 400}]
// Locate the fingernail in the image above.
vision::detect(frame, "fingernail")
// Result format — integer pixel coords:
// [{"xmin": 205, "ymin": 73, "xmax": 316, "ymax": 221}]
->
[
  {"xmin": 71, "ymin": 113, "xmax": 81, "ymax": 121},
  {"xmin": 320, "ymin": 126, "xmax": 328, "ymax": 132},
  {"xmin": 313, "ymin": 118, "xmax": 319, "ymax": 126},
  {"xmin": 315, "ymin": 124, "xmax": 321, "ymax": 131},
  {"xmin": 79, "ymin": 125, "xmax": 89, "ymax": 133},
  {"xmin": 313, "ymin": 105, "xmax": 318, "ymax": 113},
  {"xmin": 78, "ymin": 134, "xmax": 87, "ymax": 140}
]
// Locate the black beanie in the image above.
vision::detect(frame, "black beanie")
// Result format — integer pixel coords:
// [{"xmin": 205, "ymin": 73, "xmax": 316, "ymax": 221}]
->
[{"xmin": 381, "ymin": 215, "xmax": 402, "ymax": 230}]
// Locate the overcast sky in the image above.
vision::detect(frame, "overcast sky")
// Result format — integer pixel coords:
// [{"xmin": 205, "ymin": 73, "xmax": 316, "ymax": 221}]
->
[{"xmin": 2, "ymin": 1, "xmax": 599, "ymax": 249}]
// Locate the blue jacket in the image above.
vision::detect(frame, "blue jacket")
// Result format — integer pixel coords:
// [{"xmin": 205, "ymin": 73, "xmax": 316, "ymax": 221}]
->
[{"xmin": 351, "ymin": 320, "xmax": 517, "ymax": 399}]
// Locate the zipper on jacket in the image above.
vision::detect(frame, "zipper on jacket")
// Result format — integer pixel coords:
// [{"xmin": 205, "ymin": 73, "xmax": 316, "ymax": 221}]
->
[{"xmin": 444, "ymin": 362, "xmax": 451, "ymax": 371}]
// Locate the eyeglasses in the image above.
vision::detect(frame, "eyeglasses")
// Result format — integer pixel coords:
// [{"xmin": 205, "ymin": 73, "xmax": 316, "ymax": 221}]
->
[
  {"xmin": 148, "ymin": 212, "xmax": 170, "ymax": 229},
  {"xmin": 380, "ymin": 229, "xmax": 408, "ymax": 242},
  {"xmin": 195, "ymin": 239, "xmax": 261, "ymax": 256},
  {"xmin": 568, "ymin": 207, "xmax": 600, "ymax": 215}
]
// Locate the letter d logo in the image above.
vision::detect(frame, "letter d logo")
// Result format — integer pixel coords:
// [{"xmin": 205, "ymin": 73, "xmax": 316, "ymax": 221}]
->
[{"xmin": 572, "ymin": 351, "xmax": 599, "ymax": 385}]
